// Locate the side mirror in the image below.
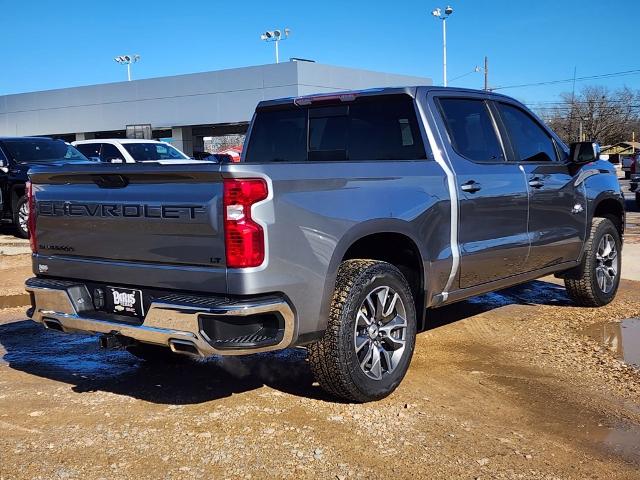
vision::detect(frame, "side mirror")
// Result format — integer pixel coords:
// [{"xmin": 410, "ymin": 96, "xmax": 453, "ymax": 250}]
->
[
  {"xmin": 0, "ymin": 158, "xmax": 7, "ymax": 173},
  {"xmin": 569, "ymin": 142, "xmax": 600, "ymax": 164}
]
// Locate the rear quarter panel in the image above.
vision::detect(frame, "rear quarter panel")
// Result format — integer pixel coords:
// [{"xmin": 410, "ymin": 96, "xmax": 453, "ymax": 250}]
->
[{"xmin": 222, "ymin": 161, "xmax": 452, "ymax": 337}]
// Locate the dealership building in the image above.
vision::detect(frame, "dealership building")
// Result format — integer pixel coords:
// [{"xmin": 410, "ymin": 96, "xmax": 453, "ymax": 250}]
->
[{"xmin": 0, "ymin": 61, "xmax": 431, "ymax": 156}]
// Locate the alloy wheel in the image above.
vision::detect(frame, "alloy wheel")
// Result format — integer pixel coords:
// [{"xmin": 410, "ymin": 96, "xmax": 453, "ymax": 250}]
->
[
  {"xmin": 354, "ymin": 286, "xmax": 407, "ymax": 381},
  {"xmin": 18, "ymin": 201, "xmax": 29, "ymax": 234},
  {"xmin": 595, "ymin": 233, "xmax": 618, "ymax": 294}
]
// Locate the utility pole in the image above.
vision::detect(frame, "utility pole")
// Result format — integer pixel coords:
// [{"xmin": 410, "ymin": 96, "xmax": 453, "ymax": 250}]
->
[
  {"xmin": 579, "ymin": 121, "xmax": 583, "ymax": 142},
  {"xmin": 483, "ymin": 56, "xmax": 488, "ymax": 91}
]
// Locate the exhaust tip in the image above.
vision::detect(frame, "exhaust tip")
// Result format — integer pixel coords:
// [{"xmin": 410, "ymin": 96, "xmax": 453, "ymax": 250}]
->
[
  {"xmin": 169, "ymin": 339, "xmax": 201, "ymax": 356},
  {"xmin": 43, "ymin": 318, "xmax": 64, "ymax": 332}
]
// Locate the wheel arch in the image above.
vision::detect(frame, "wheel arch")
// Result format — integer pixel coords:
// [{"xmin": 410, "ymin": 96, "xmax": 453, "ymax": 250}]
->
[
  {"xmin": 591, "ymin": 194, "xmax": 625, "ymax": 239},
  {"xmin": 10, "ymin": 183, "xmax": 26, "ymax": 211},
  {"xmin": 321, "ymin": 220, "xmax": 428, "ymax": 331}
]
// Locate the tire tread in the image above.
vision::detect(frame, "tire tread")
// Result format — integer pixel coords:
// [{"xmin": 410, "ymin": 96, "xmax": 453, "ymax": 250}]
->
[
  {"xmin": 564, "ymin": 217, "xmax": 619, "ymax": 307},
  {"xmin": 308, "ymin": 260, "xmax": 414, "ymax": 402}
]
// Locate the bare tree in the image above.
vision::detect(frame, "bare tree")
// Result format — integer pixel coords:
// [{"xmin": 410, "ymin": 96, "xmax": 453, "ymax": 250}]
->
[{"xmin": 537, "ymin": 86, "xmax": 640, "ymax": 145}]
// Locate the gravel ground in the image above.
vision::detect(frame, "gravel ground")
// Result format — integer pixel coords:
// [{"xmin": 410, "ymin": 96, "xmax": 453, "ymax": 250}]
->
[
  {"xmin": 0, "ymin": 277, "xmax": 639, "ymax": 479},
  {"xmin": 0, "ymin": 174, "xmax": 638, "ymax": 479}
]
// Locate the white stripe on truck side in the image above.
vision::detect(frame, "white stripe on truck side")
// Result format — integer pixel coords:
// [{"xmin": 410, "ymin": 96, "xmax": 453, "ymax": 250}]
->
[{"xmin": 415, "ymin": 95, "xmax": 460, "ymax": 301}]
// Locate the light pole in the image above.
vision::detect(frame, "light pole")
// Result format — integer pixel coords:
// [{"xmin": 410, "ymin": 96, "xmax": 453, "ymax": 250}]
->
[
  {"xmin": 260, "ymin": 28, "xmax": 291, "ymax": 64},
  {"xmin": 431, "ymin": 6, "xmax": 453, "ymax": 87},
  {"xmin": 114, "ymin": 54, "xmax": 141, "ymax": 81}
]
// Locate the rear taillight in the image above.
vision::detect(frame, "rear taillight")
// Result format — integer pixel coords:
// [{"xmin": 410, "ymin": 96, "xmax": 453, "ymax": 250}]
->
[
  {"xmin": 223, "ymin": 178, "xmax": 268, "ymax": 268},
  {"xmin": 26, "ymin": 181, "xmax": 37, "ymax": 253}
]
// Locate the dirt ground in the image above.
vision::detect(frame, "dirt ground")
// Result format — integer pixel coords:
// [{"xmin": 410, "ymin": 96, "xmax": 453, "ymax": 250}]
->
[
  {"xmin": 0, "ymin": 181, "xmax": 638, "ymax": 479},
  {"xmin": 0, "ymin": 254, "xmax": 31, "ymax": 297},
  {"xmin": 0, "ymin": 275, "xmax": 639, "ymax": 480}
]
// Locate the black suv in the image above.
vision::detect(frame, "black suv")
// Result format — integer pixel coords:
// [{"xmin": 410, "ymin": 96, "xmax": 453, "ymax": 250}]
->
[{"xmin": 0, "ymin": 137, "xmax": 90, "ymax": 237}]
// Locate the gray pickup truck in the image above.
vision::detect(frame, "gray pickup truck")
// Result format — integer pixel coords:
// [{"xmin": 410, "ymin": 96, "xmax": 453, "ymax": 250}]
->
[{"xmin": 25, "ymin": 87, "xmax": 625, "ymax": 402}]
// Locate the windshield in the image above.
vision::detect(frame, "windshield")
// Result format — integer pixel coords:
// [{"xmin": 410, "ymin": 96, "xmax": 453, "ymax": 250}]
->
[
  {"xmin": 1, "ymin": 139, "xmax": 89, "ymax": 163},
  {"xmin": 122, "ymin": 143, "xmax": 189, "ymax": 161}
]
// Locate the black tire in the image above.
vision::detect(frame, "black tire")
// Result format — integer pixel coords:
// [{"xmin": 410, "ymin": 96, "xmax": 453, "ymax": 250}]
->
[
  {"xmin": 127, "ymin": 343, "xmax": 189, "ymax": 364},
  {"xmin": 564, "ymin": 218, "xmax": 621, "ymax": 307},
  {"xmin": 13, "ymin": 195, "xmax": 29, "ymax": 239},
  {"xmin": 308, "ymin": 260, "xmax": 417, "ymax": 402}
]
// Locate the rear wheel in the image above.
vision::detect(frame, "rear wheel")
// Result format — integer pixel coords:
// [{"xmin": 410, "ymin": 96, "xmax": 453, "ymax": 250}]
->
[
  {"xmin": 564, "ymin": 218, "xmax": 621, "ymax": 307},
  {"xmin": 13, "ymin": 195, "xmax": 29, "ymax": 239},
  {"xmin": 308, "ymin": 260, "xmax": 417, "ymax": 402}
]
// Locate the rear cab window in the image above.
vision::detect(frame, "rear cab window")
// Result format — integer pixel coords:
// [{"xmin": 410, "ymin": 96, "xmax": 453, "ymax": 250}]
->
[{"xmin": 244, "ymin": 95, "xmax": 428, "ymax": 163}]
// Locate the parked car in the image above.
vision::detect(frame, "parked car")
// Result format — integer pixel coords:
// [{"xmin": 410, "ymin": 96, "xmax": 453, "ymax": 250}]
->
[
  {"xmin": 622, "ymin": 154, "xmax": 636, "ymax": 179},
  {"xmin": 193, "ymin": 147, "xmax": 242, "ymax": 163},
  {"xmin": 192, "ymin": 151, "xmax": 238, "ymax": 163},
  {"xmin": 630, "ymin": 156, "xmax": 639, "ymax": 208},
  {"xmin": 216, "ymin": 146, "xmax": 242, "ymax": 162},
  {"xmin": 72, "ymin": 139, "xmax": 193, "ymax": 164},
  {"xmin": 0, "ymin": 137, "xmax": 90, "ymax": 238},
  {"xmin": 25, "ymin": 87, "xmax": 624, "ymax": 402}
]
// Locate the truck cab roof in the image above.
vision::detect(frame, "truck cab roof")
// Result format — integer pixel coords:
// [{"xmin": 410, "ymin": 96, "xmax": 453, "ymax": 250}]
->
[{"xmin": 256, "ymin": 86, "xmax": 518, "ymax": 110}]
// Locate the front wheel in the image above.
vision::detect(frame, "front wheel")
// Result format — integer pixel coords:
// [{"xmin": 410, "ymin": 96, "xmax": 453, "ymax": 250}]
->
[
  {"xmin": 565, "ymin": 218, "xmax": 621, "ymax": 307},
  {"xmin": 13, "ymin": 195, "xmax": 29, "ymax": 239},
  {"xmin": 308, "ymin": 260, "xmax": 417, "ymax": 402}
]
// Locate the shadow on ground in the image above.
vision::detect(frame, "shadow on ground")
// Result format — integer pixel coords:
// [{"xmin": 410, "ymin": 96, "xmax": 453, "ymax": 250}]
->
[
  {"xmin": 0, "ymin": 224, "xmax": 20, "ymax": 237},
  {"xmin": 625, "ymin": 197, "xmax": 639, "ymax": 214},
  {"xmin": 0, "ymin": 280, "xmax": 570, "ymax": 404}
]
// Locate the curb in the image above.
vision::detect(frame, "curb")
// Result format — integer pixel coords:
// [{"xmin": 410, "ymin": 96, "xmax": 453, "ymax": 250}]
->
[{"xmin": 0, "ymin": 293, "xmax": 31, "ymax": 310}]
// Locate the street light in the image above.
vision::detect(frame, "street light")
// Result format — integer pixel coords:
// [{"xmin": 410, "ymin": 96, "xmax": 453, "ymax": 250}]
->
[
  {"xmin": 260, "ymin": 28, "xmax": 291, "ymax": 64},
  {"xmin": 431, "ymin": 5, "xmax": 454, "ymax": 87},
  {"xmin": 114, "ymin": 54, "xmax": 141, "ymax": 81}
]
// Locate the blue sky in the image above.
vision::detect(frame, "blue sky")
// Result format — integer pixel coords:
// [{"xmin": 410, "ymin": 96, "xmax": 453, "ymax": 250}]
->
[{"xmin": 1, "ymin": 0, "xmax": 639, "ymax": 108}]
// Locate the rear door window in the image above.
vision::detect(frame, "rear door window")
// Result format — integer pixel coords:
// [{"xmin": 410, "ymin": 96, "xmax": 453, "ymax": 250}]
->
[
  {"xmin": 100, "ymin": 144, "xmax": 125, "ymax": 162},
  {"xmin": 438, "ymin": 98, "xmax": 504, "ymax": 163},
  {"xmin": 496, "ymin": 103, "xmax": 557, "ymax": 162},
  {"xmin": 74, "ymin": 143, "xmax": 101, "ymax": 160},
  {"xmin": 244, "ymin": 95, "xmax": 427, "ymax": 162}
]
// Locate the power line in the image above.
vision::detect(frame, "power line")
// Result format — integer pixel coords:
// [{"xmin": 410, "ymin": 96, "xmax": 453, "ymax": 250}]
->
[
  {"xmin": 528, "ymin": 99, "xmax": 638, "ymax": 105},
  {"xmin": 492, "ymin": 68, "xmax": 640, "ymax": 91}
]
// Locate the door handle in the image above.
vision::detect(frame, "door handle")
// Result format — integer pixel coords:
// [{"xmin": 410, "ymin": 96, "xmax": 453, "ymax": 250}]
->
[
  {"xmin": 461, "ymin": 180, "xmax": 482, "ymax": 193},
  {"xmin": 529, "ymin": 178, "xmax": 544, "ymax": 189}
]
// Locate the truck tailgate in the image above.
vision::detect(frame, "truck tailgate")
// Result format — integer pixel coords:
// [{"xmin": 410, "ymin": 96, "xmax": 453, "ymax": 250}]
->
[{"xmin": 30, "ymin": 163, "xmax": 225, "ymax": 270}]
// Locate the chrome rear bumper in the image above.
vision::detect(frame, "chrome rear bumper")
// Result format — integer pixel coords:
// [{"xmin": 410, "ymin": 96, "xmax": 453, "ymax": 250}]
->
[{"xmin": 25, "ymin": 277, "xmax": 295, "ymax": 356}]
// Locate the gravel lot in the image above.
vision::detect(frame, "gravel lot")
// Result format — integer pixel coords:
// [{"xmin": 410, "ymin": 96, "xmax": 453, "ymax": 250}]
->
[{"xmin": 0, "ymin": 177, "xmax": 638, "ymax": 479}]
